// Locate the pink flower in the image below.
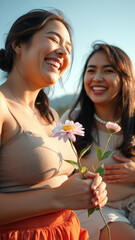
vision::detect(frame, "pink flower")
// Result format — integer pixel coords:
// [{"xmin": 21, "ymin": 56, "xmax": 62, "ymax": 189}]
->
[
  {"xmin": 105, "ymin": 121, "xmax": 121, "ymax": 133},
  {"xmin": 52, "ymin": 120, "xmax": 85, "ymax": 142}
]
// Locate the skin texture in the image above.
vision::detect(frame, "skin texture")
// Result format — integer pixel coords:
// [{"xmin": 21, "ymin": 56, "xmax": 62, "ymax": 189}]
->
[
  {"xmin": 100, "ymin": 222, "xmax": 135, "ymax": 240},
  {"xmin": 0, "ymin": 20, "xmax": 107, "ymax": 225},
  {"xmin": 84, "ymin": 50, "xmax": 121, "ymax": 114},
  {"xmin": 83, "ymin": 50, "xmax": 135, "ymax": 239},
  {"xmin": 104, "ymin": 155, "xmax": 135, "ymax": 184}
]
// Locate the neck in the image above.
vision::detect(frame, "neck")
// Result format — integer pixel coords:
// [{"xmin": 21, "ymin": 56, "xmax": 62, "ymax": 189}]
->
[
  {"xmin": 94, "ymin": 103, "xmax": 121, "ymax": 123},
  {"xmin": 94, "ymin": 113, "xmax": 121, "ymax": 125},
  {"xmin": 1, "ymin": 81, "xmax": 40, "ymax": 111}
]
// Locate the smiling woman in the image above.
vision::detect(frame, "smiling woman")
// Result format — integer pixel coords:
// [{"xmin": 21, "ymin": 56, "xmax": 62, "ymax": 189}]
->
[
  {"xmin": 0, "ymin": 9, "xmax": 107, "ymax": 240},
  {"xmin": 61, "ymin": 42, "xmax": 135, "ymax": 240}
]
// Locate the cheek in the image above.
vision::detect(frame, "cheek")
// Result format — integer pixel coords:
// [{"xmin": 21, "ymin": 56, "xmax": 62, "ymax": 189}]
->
[
  {"xmin": 84, "ymin": 74, "xmax": 91, "ymax": 87},
  {"xmin": 42, "ymin": 42, "xmax": 54, "ymax": 54},
  {"xmin": 60, "ymin": 57, "xmax": 70, "ymax": 75},
  {"xmin": 66, "ymin": 57, "xmax": 71, "ymax": 69},
  {"xmin": 84, "ymin": 78, "xmax": 91, "ymax": 96},
  {"xmin": 112, "ymin": 77, "xmax": 121, "ymax": 90}
]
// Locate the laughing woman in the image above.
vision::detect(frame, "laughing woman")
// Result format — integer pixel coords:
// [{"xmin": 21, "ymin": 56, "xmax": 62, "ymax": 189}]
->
[
  {"xmin": 0, "ymin": 10, "xmax": 107, "ymax": 239},
  {"xmin": 61, "ymin": 43, "xmax": 135, "ymax": 240}
]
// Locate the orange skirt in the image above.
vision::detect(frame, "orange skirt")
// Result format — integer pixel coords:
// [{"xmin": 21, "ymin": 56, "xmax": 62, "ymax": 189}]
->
[{"xmin": 0, "ymin": 210, "xmax": 89, "ymax": 239}]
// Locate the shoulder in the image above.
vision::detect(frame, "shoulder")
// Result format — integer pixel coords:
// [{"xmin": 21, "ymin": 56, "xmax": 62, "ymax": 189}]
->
[
  {"xmin": 0, "ymin": 91, "xmax": 9, "ymax": 146},
  {"xmin": 0, "ymin": 91, "xmax": 8, "ymax": 116},
  {"xmin": 60, "ymin": 108, "xmax": 80, "ymax": 123}
]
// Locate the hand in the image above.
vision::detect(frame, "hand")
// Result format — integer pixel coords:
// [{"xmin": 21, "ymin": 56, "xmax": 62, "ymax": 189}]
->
[
  {"xmin": 104, "ymin": 154, "xmax": 135, "ymax": 183},
  {"xmin": 79, "ymin": 171, "xmax": 108, "ymax": 208},
  {"xmin": 90, "ymin": 173, "xmax": 107, "ymax": 208},
  {"xmin": 58, "ymin": 172, "xmax": 107, "ymax": 210}
]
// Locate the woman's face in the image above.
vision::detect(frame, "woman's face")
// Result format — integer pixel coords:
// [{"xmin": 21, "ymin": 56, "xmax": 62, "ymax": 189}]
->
[
  {"xmin": 17, "ymin": 20, "xmax": 72, "ymax": 88},
  {"xmin": 84, "ymin": 50, "xmax": 121, "ymax": 107}
]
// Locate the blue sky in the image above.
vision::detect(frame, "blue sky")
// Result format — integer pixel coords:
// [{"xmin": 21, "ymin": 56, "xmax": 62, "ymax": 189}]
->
[{"xmin": 0, "ymin": 0, "xmax": 135, "ymax": 99}]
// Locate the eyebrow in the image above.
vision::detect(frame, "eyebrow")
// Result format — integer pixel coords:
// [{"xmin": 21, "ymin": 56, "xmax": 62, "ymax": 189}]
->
[
  {"xmin": 46, "ymin": 31, "xmax": 72, "ymax": 47},
  {"xmin": 87, "ymin": 64, "xmax": 114, "ymax": 68}
]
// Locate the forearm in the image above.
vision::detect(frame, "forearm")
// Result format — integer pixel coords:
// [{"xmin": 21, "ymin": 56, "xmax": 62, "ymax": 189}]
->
[{"xmin": 0, "ymin": 187, "xmax": 61, "ymax": 225}]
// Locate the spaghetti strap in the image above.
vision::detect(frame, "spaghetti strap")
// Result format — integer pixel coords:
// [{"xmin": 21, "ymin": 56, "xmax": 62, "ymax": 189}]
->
[
  {"xmin": 7, "ymin": 104, "xmax": 22, "ymax": 129},
  {"xmin": 0, "ymin": 91, "xmax": 23, "ymax": 129}
]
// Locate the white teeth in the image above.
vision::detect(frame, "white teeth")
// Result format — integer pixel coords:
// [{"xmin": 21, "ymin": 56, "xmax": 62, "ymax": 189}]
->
[
  {"xmin": 46, "ymin": 59, "xmax": 60, "ymax": 69},
  {"xmin": 92, "ymin": 87, "xmax": 106, "ymax": 91}
]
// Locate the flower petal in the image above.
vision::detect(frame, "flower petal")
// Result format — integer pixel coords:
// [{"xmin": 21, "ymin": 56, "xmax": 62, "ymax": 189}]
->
[{"xmin": 105, "ymin": 121, "xmax": 121, "ymax": 133}]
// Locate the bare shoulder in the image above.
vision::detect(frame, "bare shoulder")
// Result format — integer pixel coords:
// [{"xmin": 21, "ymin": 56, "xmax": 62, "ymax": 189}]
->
[
  {"xmin": 0, "ymin": 91, "xmax": 8, "ymax": 119},
  {"xmin": 0, "ymin": 91, "xmax": 9, "ymax": 146},
  {"xmin": 50, "ymin": 107, "xmax": 60, "ymax": 123}
]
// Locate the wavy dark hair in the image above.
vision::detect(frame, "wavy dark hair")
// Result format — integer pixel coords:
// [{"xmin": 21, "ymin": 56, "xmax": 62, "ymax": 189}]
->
[
  {"xmin": 0, "ymin": 9, "xmax": 73, "ymax": 123},
  {"xmin": 69, "ymin": 42, "xmax": 135, "ymax": 157}
]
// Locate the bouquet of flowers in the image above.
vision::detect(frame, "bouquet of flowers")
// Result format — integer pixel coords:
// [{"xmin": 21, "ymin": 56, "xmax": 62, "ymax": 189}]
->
[{"xmin": 52, "ymin": 120, "xmax": 121, "ymax": 240}]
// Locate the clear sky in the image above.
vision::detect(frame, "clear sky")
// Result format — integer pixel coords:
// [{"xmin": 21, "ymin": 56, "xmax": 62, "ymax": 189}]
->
[{"xmin": 0, "ymin": 0, "xmax": 135, "ymax": 100}]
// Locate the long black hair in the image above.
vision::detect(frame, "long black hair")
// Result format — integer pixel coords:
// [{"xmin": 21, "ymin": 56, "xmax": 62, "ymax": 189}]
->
[
  {"xmin": 69, "ymin": 43, "xmax": 135, "ymax": 157},
  {"xmin": 0, "ymin": 9, "xmax": 73, "ymax": 123}
]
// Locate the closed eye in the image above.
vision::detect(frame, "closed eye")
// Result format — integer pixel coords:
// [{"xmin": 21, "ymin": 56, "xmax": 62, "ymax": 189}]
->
[
  {"xmin": 49, "ymin": 37, "xmax": 59, "ymax": 44},
  {"xmin": 105, "ymin": 69, "xmax": 115, "ymax": 73},
  {"xmin": 66, "ymin": 47, "xmax": 71, "ymax": 54}
]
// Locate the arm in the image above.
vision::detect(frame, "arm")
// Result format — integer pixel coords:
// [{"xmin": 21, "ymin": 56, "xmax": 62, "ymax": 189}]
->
[
  {"xmin": 104, "ymin": 154, "xmax": 135, "ymax": 183},
  {"xmin": 0, "ymin": 99, "xmax": 107, "ymax": 225},
  {"xmin": 0, "ymin": 172, "xmax": 107, "ymax": 225}
]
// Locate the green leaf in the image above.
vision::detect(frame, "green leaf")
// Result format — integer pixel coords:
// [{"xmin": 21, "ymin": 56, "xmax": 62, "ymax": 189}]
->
[
  {"xmin": 95, "ymin": 166, "xmax": 105, "ymax": 177},
  {"xmin": 101, "ymin": 150, "xmax": 114, "ymax": 160},
  {"xmin": 79, "ymin": 144, "xmax": 92, "ymax": 159},
  {"xmin": 88, "ymin": 206, "xmax": 99, "ymax": 217},
  {"xmin": 64, "ymin": 160, "xmax": 79, "ymax": 169},
  {"xmin": 80, "ymin": 167, "xmax": 88, "ymax": 174},
  {"xmin": 94, "ymin": 146, "xmax": 103, "ymax": 160}
]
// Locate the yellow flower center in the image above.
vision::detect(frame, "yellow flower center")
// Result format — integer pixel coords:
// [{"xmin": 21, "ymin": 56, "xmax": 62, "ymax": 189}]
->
[{"xmin": 62, "ymin": 125, "xmax": 75, "ymax": 131}]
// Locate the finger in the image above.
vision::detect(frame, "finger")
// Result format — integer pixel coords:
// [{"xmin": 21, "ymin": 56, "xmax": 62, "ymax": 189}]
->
[
  {"xmin": 104, "ymin": 164, "xmax": 125, "ymax": 170},
  {"xmin": 91, "ymin": 175, "xmax": 102, "ymax": 190},
  {"xmin": 104, "ymin": 169, "xmax": 123, "ymax": 176},
  {"xmin": 93, "ymin": 181, "xmax": 106, "ymax": 197},
  {"xmin": 106, "ymin": 178, "xmax": 127, "ymax": 184},
  {"xmin": 98, "ymin": 189, "xmax": 107, "ymax": 204},
  {"xmin": 91, "ymin": 190, "xmax": 107, "ymax": 207},
  {"xmin": 84, "ymin": 171, "xmax": 99, "ymax": 179},
  {"xmin": 105, "ymin": 168, "xmax": 123, "ymax": 175},
  {"xmin": 104, "ymin": 174, "xmax": 120, "ymax": 180},
  {"xmin": 113, "ymin": 155, "xmax": 129, "ymax": 163},
  {"xmin": 97, "ymin": 195, "xmax": 108, "ymax": 208}
]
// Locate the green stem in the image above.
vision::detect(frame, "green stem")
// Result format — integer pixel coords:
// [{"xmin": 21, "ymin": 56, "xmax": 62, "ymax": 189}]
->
[
  {"xmin": 69, "ymin": 139, "xmax": 82, "ymax": 169},
  {"xmin": 99, "ymin": 208, "xmax": 111, "ymax": 240},
  {"xmin": 96, "ymin": 134, "xmax": 113, "ymax": 240},
  {"xmin": 100, "ymin": 133, "xmax": 113, "ymax": 160},
  {"xmin": 69, "ymin": 139, "xmax": 78, "ymax": 158}
]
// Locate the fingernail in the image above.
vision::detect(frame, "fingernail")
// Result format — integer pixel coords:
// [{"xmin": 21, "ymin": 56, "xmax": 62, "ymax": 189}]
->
[
  {"xmin": 95, "ymin": 190, "xmax": 99, "ymax": 196},
  {"xmin": 91, "ymin": 197, "xmax": 96, "ymax": 203},
  {"xmin": 94, "ymin": 201, "xmax": 98, "ymax": 206}
]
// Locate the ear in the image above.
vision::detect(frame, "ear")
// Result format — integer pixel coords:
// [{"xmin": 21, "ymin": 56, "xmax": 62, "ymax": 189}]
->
[{"xmin": 12, "ymin": 41, "xmax": 22, "ymax": 55}]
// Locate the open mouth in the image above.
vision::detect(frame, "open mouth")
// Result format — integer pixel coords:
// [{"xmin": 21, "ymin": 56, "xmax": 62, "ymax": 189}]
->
[
  {"xmin": 91, "ymin": 86, "xmax": 108, "ymax": 94},
  {"xmin": 45, "ymin": 59, "xmax": 62, "ymax": 71},
  {"xmin": 92, "ymin": 86, "xmax": 107, "ymax": 91}
]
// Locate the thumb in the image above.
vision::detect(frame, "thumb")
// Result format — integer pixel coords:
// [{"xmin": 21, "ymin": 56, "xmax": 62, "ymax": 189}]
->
[
  {"xmin": 85, "ymin": 171, "xmax": 99, "ymax": 179},
  {"xmin": 113, "ymin": 155, "xmax": 127, "ymax": 162}
]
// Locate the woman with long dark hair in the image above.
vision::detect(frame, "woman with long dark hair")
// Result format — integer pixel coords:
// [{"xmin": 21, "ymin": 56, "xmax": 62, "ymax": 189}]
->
[
  {"xmin": 61, "ymin": 43, "xmax": 135, "ymax": 239},
  {"xmin": 0, "ymin": 12, "xmax": 107, "ymax": 239}
]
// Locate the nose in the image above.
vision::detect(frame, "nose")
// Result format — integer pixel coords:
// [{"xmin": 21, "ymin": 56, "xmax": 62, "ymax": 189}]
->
[
  {"xmin": 93, "ymin": 71, "xmax": 103, "ymax": 82},
  {"xmin": 55, "ymin": 46, "xmax": 68, "ymax": 58}
]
